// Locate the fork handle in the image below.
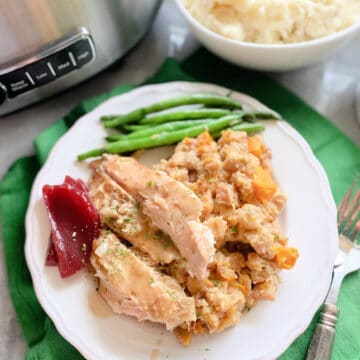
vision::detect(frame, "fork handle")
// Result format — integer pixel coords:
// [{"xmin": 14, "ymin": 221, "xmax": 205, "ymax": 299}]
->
[{"xmin": 306, "ymin": 303, "xmax": 339, "ymax": 360}]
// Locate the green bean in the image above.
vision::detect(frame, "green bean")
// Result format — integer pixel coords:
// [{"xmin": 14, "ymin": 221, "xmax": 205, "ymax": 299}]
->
[
  {"xmin": 101, "ymin": 94, "xmax": 243, "ymax": 128},
  {"xmin": 106, "ymin": 134, "xmax": 125, "ymax": 142},
  {"xmin": 126, "ymin": 119, "xmax": 213, "ymax": 139},
  {"xmin": 122, "ymin": 124, "xmax": 150, "ymax": 132},
  {"xmin": 212, "ymin": 122, "xmax": 265, "ymax": 139},
  {"xmin": 106, "ymin": 111, "xmax": 275, "ymax": 142},
  {"xmin": 106, "ymin": 120, "xmax": 212, "ymax": 142},
  {"xmin": 242, "ymin": 111, "xmax": 280, "ymax": 122},
  {"xmin": 101, "ymin": 115, "xmax": 117, "ymax": 121},
  {"xmin": 139, "ymin": 108, "xmax": 230, "ymax": 125},
  {"xmin": 128, "ymin": 110, "xmax": 272, "ymax": 130},
  {"xmin": 106, "ymin": 125, "xmax": 149, "ymax": 141},
  {"xmin": 108, "ymin": 110, "xmax": 276, "ymax": 142},
  {"xmin": 231, "ymin": 122, "xmax": 265, "ymax": 132},
  {"xmin": 78, "ymin": 114, "xmax": 243, "ymax": 160}
]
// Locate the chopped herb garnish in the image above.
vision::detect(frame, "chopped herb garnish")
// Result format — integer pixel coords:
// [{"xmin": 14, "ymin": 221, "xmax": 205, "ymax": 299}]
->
[
  {"xmin": 149, "ymin": 277, "xmax": 155, "ymax": 285},
  {"xmin": 274, "ymin": 234, "xmax": 280, "ymax": 241},
  {"xmin": 113, "ymin": 248, "xmax": 131, "ymax": 259},
  {"xmin": 147, "ymin": 181, "xmax": 153, "ymax": 188},
  {"xmin": 212, "ymin": 279, "xmax": 221, "ymax": 287},
  {"xmin": 146, "ymin": 231, "xmax": 163, "ymax": 240},
  {"xmin": 247, "ymin": 208, "xmax": 255, "ymax": 215},
  {"xmin": 153, "ymin": 230, "xmax": 163, "ymax": 238},
  {"xmin": 231, "ymin": 226, "xmax": 238, "ymax": 234},
  {"xmin": 196, "ymin": 310, "xmax": 202, "ymax": 318},
  {"xmin": 135, "ymin": 202, "xmax": 141, "ymax": 211},
  {"xmin": 159, "ymin": 238, "xmax": 170, "ymax": 249},
  {"xmin": 166, "ymin": 290, "xmax": 178, "ymax": 302},
  {"xmin": 156, "ymin": 265, "xmax": 167, "ymax": 272},
  {"xmin": 106, "ymin": 217, "xmax": 115, "ymax": 225},
  {"xmin": 123, "ymin": 218, "xmax": 133, "ymax": 223}
]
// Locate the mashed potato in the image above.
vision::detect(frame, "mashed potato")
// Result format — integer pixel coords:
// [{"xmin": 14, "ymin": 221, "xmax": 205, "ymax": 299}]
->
[{"xmin": 184, "ymin": 0, "xmax": 360, "ymax": 44}]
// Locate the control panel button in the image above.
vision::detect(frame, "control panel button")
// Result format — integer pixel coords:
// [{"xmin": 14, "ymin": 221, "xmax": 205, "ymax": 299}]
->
[
  {"xmin": 0, "ymin": 85, "xmax": 6, "ymax": 105},
  {"xmin": 25, "ymin": 60, "xmax": 55, "ymax": 86},
  {"xmin": 69, "ymin": 38, "xmax": 93, "ymax": 68},
  {"xmin": 47, "ymin": 50, "xmax": 75, "ymax": 77},
  {"xmin": 0, "ymin": 34, "xmax": 95, "ymax": 103},
  {"xmin": 0, "ymin": 70, "xmax": 34, "ymax": 98}
]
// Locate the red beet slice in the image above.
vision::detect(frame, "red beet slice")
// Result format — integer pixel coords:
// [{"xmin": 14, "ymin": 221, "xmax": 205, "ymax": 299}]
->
[
  {"xmin": 42, "ymin": 177, "xmax": 100, "ymax": 278},
  {"xmin": 45, "ymin": 239, "xmax": 58, "ymax": 266},
  {"xmin": 64, "ymin": 176, "xmax": 89, "ymax": 194},
  {"xmin": 64, "ymin": 177, "xmax": 99, "ymax": 220}
]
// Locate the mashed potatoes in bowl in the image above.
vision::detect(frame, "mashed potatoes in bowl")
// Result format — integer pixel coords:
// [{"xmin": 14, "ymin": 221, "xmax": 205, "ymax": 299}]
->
[
  {"xmin": 177, "ymin": 0, "xmax": 360, "ymax": 70},
  {"xmin": 184, "ymin": 0, "xmax": 360, "ymax": 44}
]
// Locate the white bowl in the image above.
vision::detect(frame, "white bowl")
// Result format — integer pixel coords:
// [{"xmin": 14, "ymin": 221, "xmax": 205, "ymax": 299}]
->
[{"xmin": 175, "ymin": 0, "xmax": 360, "ymax": 71}]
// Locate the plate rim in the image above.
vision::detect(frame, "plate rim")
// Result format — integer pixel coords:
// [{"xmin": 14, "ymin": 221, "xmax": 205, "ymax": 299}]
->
[{"xmin": 25, "ymin": 81, "xmax": 338, "ymax": 360}]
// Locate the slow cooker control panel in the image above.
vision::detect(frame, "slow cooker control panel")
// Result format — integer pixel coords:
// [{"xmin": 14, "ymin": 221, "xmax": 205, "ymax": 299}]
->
[{"xmin": 0, "ymin": 31, "xmax": 95, "ymax": 105}]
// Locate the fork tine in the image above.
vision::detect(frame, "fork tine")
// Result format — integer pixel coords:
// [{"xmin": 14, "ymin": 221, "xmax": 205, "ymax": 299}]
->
[
  {"xmin": 340, "ymin": 184, "xmax": 360, "ymax": 243},
  {"xmin": 341, "ymin": 194, "xmax": 360, "ymax": 233},
  {"xmin": 338, "ymin": 176, "xmax": 359, "ymax": 223},
  {"xmin": 349, "ymin": 218, "xmax": 360, "ymax": 246}
]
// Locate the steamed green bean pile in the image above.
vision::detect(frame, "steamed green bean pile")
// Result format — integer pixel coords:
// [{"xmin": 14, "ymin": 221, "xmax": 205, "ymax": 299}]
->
[{"xmin": 78, "ymin": 93, "xmax": 279, "ymax": 160}]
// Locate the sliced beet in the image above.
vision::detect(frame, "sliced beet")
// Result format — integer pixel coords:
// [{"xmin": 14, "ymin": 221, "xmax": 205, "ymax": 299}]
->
[
  {"xmin": 65, "ymin": 176, "xmax": 89, "ymax": 194},
  {"xmin": 64, "ymin": 176, "xmax": 99, "ymax": 222},
  {"xmin": 45, "ymin": 239, "xmax": 58, "ymax": 266},
  {"xmin": 42, "ymin": 177, "xmax": 100, "ymax": 278}
]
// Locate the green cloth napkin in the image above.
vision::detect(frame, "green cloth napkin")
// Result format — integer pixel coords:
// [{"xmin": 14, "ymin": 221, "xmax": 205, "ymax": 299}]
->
[{"xmin": 1, "ymin": 48, "xmax": 359, "ymax": 360}]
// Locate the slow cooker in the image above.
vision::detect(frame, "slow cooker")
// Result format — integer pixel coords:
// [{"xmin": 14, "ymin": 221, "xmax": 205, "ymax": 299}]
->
[{"xmin": 0, "ymin": 0, "xmax": 161, "ymax": 116}]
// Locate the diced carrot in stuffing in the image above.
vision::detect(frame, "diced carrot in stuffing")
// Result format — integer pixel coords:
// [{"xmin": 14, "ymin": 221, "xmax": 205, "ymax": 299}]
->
[
  {"xmin": 194, "ymin": 321, "xmax": 205, "ymax": 334},
  {"xmin": 218, "ymin": 305, "xmax": 235, "ymax": 330},
  {"xmin": 248, "ymin": 136, "xmax": 266, "ymax": 158},
  {"xmin": 174, "ymin": 328, "xmax": 192, "ymax": 346},
  {"xmin": 197, "ymin": 131, "xmax": 213, "ymax": 146},
  {"xmin": 252, "ymin": 166, "xmax": 277, "ymax": 202},
  {"xmin": 230, "ymin": 280, "xmax": 249, "ymax": 296},
  {"xmin": 274, "ymin": 247, "xmax": 299, "ymax": 269},
  {"xmin": 203, "ymin": 156, "xmax": 214, "ymax": 164},
  {"xmin": 183, "ymin": 137, "xmax": 192, "ymax": 145},
  {"xmin": 131, "ymin": 149, "xmax": 145, "ymax": 159}
]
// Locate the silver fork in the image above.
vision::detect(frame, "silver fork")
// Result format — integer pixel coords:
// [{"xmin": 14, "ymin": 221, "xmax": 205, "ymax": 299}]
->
[{"xmin": 306, "ymin": 176, "xmax": 360, "ymax": 360}]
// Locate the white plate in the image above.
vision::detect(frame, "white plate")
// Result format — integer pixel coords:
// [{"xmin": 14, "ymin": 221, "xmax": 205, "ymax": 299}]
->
[{"xmin": 25, "ymin": 82, "xmax": 338, "ymax": 360}]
